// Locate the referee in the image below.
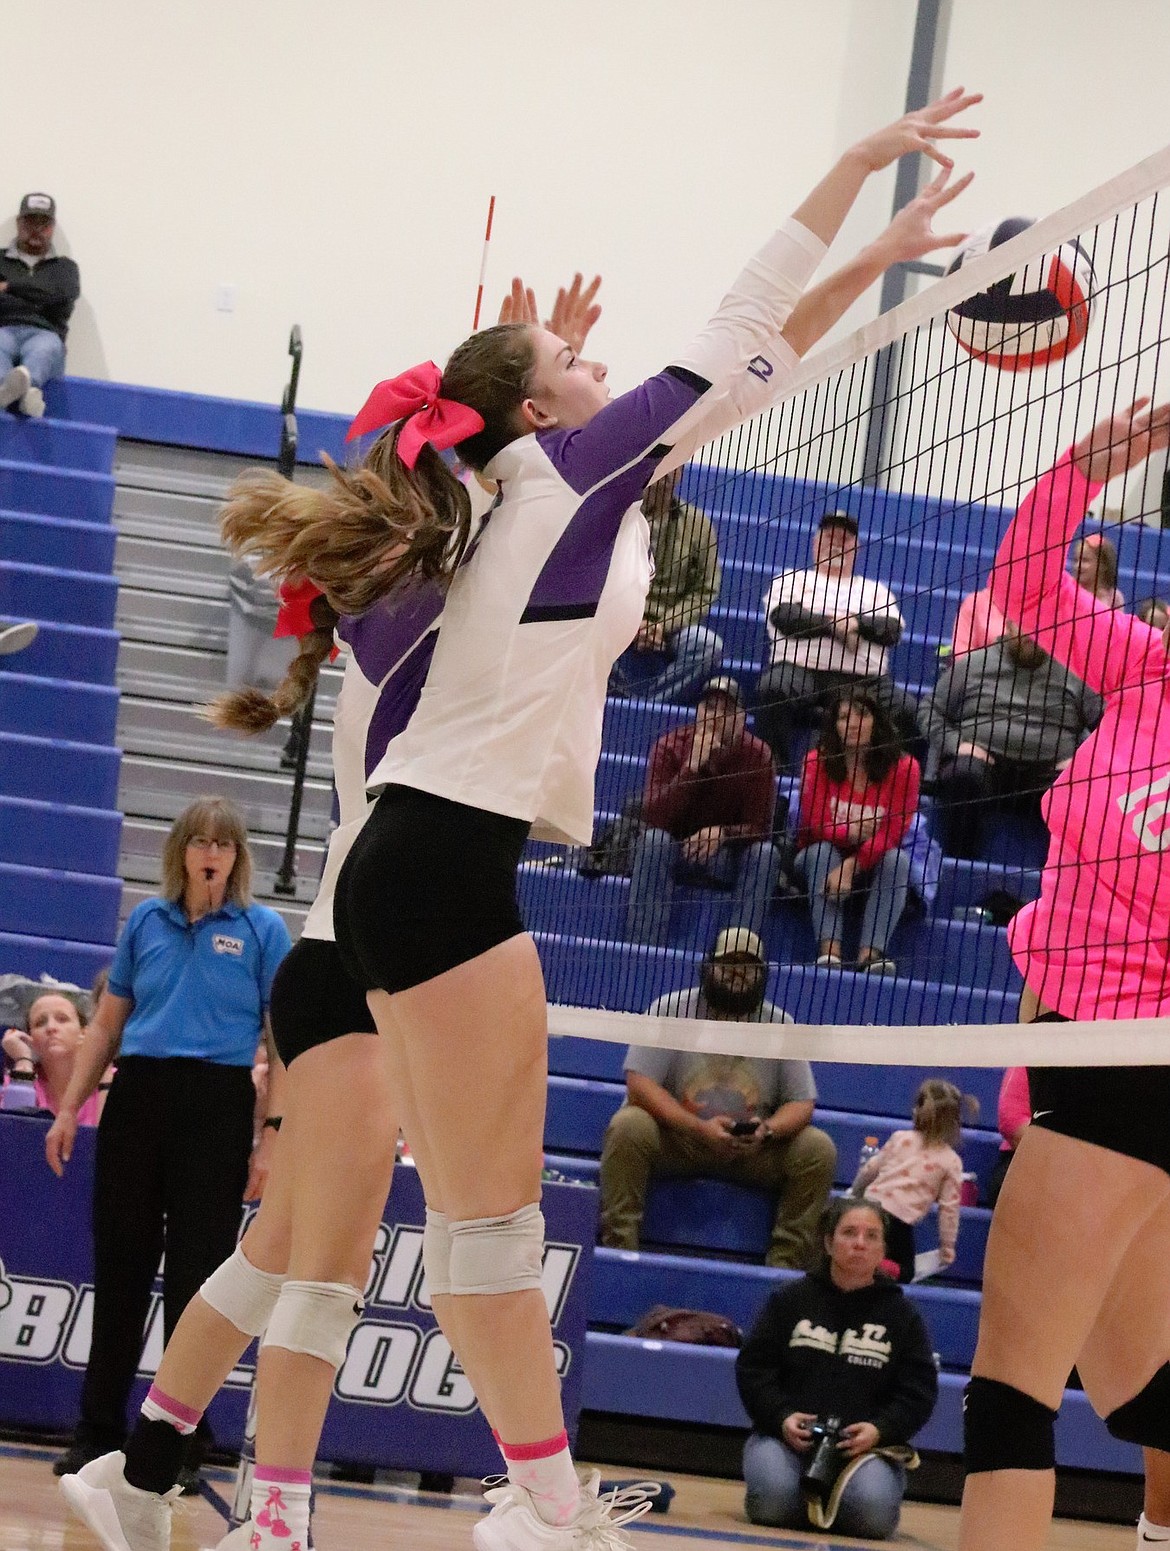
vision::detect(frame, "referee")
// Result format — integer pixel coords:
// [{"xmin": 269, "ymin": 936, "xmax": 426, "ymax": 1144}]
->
[{"xmin": 46, "ymin": 797, "xmax": 291, "ymax": 1484}]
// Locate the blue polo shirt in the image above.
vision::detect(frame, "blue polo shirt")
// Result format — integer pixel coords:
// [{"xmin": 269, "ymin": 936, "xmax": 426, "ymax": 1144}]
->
[{"xmin": 108, "ymin": 897, "xmax": 292, "ymax": 1066}]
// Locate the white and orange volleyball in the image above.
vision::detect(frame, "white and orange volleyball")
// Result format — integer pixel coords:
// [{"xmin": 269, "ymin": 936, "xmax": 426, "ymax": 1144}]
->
[{"xmin": 946, "ymin": 217, "xmax": 1096, "ymax": 371}]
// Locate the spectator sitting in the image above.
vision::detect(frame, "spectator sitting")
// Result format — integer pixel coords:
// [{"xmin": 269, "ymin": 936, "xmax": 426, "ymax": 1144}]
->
[
  {"xmin": 736, "ymin": 1197, "xmax": 938, "ymax": 1539},
  {"xmin": 987, "ymin": 1065, "xmax": 1030, "ymax": 1208},
  {"xmin": 624, "ymin": 676, "xmax": 779, "ymax": 946},
  {"xmin": 2, "ymin": 991, "xmax": 109, "ymax": 1122},
  {"xmin": 599, "ymin": 926, "xmax": 836, "ymax": 1269},
  {"xmin": 922, "ymin": 616, "xmax": 1101, "ymax": 860},
  {"xmin": 1070, "ymin": 532, "xmax": 1125, "ymax": 610},
  {"xmin": 0, "ymin": 193, "xmax": 80, "ymax": 419},
  {"xmin": 0, "ymin": 620, "xmax": 38, "ymax": 656},
  {"xmin": 609, "ymin": 467, "xmax": 724, "ymax": 703},
  {"xmin": 753, "ymin": 510, "xmax": 919, "ymax": 772},
  {"xmin": 950, "ymin": 584, "xmax": 1006, "ymax": 659},
  {"xmin": 1136, "ymin": 595, "xmax": 1170, "ymax": 632},
  {"xmin": 851, "ymin": 1079, "xmax": 975, "ymax": 1281},
  {"xmin": 793, "ymin": 689, "xmax": 920, "ymax": 974}
]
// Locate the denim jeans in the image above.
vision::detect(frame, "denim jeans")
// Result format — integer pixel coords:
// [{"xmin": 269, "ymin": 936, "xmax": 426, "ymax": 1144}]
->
[
  {"xmin": 743, "ymin": 1432, "xmax": 906, "ymax": 1539},
  {"xmin": 796, "ymin": 840, "xmax": 911, "ymax": 957},
  {"xmin": 611, "ymin": 623, "xmax": 723, "ymax": 705},
  {"xmin": 0, "ymin": 325, "xmax": 66, "ymax": 388},
  {"xmin": 625, "ymin": 826, "xmax": 779, "ymax": 946}
]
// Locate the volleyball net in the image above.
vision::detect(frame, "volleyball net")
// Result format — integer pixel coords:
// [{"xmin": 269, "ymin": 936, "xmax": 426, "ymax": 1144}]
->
[{"xmin": 528, "ymin": 143, "xmax": 1170, "ymax": 1067}]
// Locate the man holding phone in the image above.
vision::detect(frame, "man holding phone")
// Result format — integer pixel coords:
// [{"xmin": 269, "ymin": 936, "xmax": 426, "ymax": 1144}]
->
[{"xmin": 599, "ymin": 927, "xmax": 837, "ymax": 1269}]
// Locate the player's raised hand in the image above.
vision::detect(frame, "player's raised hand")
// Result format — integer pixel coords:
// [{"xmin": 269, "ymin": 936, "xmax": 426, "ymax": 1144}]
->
[
  {"xmin": 1071, "ymin": 397, "xmax": 1170, "ymax": 484},
  {"xmin": 877, "ymin": 165, "xmax": 975, "ymax": 263},
  {"xmin": 548, "ymin": 272, "xmax": 602, "ymax": 355},
  {"xmin": 852, "ymin": 87, "xmax": 982, "ymax": 173},
  {"xmin": 497, "ymin": 276, "xmax": 539, "ymax": 328}
]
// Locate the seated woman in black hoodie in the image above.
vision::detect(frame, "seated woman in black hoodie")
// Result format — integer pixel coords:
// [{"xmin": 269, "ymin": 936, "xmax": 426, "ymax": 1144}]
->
[{"xmin": 735, "ymin": 1197, "xmax": 938, "ymax": 1538}]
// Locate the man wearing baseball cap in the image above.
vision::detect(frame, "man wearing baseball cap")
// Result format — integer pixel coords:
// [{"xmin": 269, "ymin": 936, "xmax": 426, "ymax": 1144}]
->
[
  {"xmin": 600, "ymin": 924, "xmax": 836, "ymax": 1268},
  {"xmin": 625, "ymin": 674, "xmax": 780, "ymax": 946},
  {"xmin": 0, "ymin": 193, "xmax": 81, "ymax": 418}
]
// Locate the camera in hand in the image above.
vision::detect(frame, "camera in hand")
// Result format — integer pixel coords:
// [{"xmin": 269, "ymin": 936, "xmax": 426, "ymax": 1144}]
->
[
  {"xmin": 729, "ymin": 1119, "xmax": 759, "ymax": 1137},
  {"xmin": 800, "ymin": 1415, "xmax": 844, "ymax": 1501}
]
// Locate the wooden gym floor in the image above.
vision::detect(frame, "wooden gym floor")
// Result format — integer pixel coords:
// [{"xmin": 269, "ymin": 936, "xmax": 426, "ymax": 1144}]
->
[{"xmin": 0, "ymin": 1442, "xmax": 1137, "ymax": 1551}]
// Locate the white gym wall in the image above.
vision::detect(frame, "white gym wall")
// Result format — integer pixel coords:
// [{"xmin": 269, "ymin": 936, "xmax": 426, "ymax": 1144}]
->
[{"xmin": 4, "ymin": 1, "xmax": 1168, "ymax": 418}]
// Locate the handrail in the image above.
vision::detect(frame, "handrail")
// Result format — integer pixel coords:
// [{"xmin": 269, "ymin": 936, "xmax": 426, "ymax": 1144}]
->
[{"xmin": 273, "ymin": 325, "xmax": 312, "ymax": 897}]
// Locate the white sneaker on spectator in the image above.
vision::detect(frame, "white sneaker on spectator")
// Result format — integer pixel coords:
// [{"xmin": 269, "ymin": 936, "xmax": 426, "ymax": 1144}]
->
[
  {"xmin": 0, "ymin": 621, "xmax": 38, "ymax": 656},
  {"xmin": 60, "ymin": 1450, "xmax": 178, "ymax": 1551},
  {"xmin": 473, "ymin": 1471, "xmax": 656, "ymax": 1549},
  {"xmin": 0, "ymin": 365, "xmax": 30, "ymax": 409},
  {"xmin": 1139, "ymin": 1512, "xmax": 1170, "ymax": 1544},
  {"xmin": 19, "ymin": 385, "xmax": 45, "ymax": 418}
]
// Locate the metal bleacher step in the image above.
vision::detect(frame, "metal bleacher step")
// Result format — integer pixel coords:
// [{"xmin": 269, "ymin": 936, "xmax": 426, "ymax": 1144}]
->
[
  {"xmin": 114, "ymin": 532, "xmax": 230, "ymax": 596},
  {"xmin": 117, "ymin": 694, "xmax": 333, "ymax": 775},
  {"xmin": 117, "ymin": 753, "xmax": 334, "ymax": 841}
]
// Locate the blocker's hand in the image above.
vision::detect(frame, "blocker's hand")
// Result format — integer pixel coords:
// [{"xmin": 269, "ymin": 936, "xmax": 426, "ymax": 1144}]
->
[
  {"xmin": 498, "ymin": 272, "xmax": 602, "ymax": 356},
  {"xmin": 852, "ymin": 87, "xmax": 981, "ymax": 173},
  {"xmin": 877, "ymin": 164, "xmax": 975, "ymax": 266},
  {"xmin": 1071, "ymin": 397, "xmax": 1170, "ymax": 485}
]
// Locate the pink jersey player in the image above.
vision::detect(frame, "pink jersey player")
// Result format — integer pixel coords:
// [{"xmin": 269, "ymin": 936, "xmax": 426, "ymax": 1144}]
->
[{"xmin": 988, "ymin": 454, "xmax": 1170, "ymax": 1020}]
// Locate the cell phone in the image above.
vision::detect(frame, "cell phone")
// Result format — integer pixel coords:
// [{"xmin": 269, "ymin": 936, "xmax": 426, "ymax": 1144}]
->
[{"xmin": 730, "ymin": 1120, "xmax": 760, "ymax": 1137}]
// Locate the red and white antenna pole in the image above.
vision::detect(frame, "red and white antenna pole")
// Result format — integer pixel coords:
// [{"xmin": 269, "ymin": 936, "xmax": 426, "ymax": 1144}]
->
[{"xmin": 472, "ymin": 194, "xmax": 496, "ymax": 331}]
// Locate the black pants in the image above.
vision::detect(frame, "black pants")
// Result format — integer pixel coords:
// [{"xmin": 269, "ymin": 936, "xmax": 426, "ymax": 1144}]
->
[
  {"xmin": 931, "ymin": 754, "xmax": 1053, "ymax": 860},
  {"xmin": 753, "ymin": 664, "xmax": 922, "ymax": 772},
  {"xmin": 76, "ymin": 1056, "xmax": 255, "ymax": 1451},
  {"xmin": 884, "ymin": 1214, "xmax": 917, "ymax": 1283}
]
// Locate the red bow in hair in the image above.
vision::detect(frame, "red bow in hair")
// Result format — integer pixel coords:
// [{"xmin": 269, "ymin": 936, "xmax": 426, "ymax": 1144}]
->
[
  {"xmin": 346, "ymin": 361, "xmax": 485, "ymax": 468},
  {"xmin": 274, "ymin": 577, "xmax": 323, "ymax": 639}
]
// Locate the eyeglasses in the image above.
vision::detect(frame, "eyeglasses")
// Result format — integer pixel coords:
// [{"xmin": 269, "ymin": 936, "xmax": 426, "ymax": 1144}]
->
[{"xmin": 187, "ymin": 836, "xmax": 237, "ymax": 851}]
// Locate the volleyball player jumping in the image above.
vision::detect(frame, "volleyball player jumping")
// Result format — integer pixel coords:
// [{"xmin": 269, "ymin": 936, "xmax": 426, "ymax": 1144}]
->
[
  {"xmin": 63, "ymin": 90, "xmax": 978, "ymax": 1551},
  {"xmin": 958, "ymin": 398, "xmax": 1170, "ymax": 1551}
]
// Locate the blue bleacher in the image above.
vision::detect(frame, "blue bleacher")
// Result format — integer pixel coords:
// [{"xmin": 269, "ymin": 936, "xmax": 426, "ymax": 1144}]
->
[{"xmin": 0, "ymin": 409, "xmax": 123, "ymax": 986}]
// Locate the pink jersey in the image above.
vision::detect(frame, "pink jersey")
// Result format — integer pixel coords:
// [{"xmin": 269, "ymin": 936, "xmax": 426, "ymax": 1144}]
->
[
  {"xmin": 996, "ymin": 1066, "xmax": 1031, "ymax": 1151},
  {"xmin": 853, "ymin": 1128, "xmax": 963, "ymax": 1250},
  {"xmin": 988, "ymin": 456, "xmax": 1170, "ymax": 1019},
  {"xmin": 951, "ymin": 586, "xmax": 1007, "ymax": 658}
]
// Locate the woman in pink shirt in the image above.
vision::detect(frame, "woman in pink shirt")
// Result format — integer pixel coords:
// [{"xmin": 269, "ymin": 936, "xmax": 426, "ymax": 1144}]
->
[
  {"xmin": 958, "ymin": 400, "xmax": 1170, "ymax": 1551},
  {"xmin": 795, "ymin": 688, "xmax": 920, "ymax": 973},
  {"xmin": 2, "ymin": 992, "xmax": 107, "ymax": 1124}
]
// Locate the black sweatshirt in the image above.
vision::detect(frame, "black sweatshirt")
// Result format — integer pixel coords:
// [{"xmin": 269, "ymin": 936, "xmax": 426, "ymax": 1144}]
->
[
  {"xmin": 735, "ymin": 1270, "xmax": 937, "ymax": 1445},
  {"xmin": 0, "ymin": 251, "xmax": 81, "ymax": 340}
]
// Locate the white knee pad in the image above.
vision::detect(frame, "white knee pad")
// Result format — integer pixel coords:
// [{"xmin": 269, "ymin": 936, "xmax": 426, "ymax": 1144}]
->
[
  {"xmin": 261, "ymin": 1280, "xmax": 365, "ymax": 1369},
  {"xmin": 447, "ymin": 1203, "xmax": 545, "ymax": 1296},
  {"xmin": 423, "ymin": 1209, "xmax": 452, "ymax": 1298},
  {"xmin": 199, "ymin": 1246, "xmax": 285, "ymax": 1338}
]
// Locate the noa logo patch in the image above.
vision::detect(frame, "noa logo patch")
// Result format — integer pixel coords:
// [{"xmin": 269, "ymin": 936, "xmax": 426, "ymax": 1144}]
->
[{"xmin": 212, "ymin": 935, "xmax": 245, "ymax": 956}]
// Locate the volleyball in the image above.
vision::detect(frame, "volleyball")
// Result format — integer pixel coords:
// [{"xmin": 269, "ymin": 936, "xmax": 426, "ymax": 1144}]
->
[{"xmin": 946, "ymin": 216, "xmax": 1096, "ymax": 371}]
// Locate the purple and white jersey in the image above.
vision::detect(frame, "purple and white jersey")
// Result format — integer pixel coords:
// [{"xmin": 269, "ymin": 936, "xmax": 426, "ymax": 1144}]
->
[{"xmin": 358, "ymin": 218, "xmax": 825, "ymax": 846}]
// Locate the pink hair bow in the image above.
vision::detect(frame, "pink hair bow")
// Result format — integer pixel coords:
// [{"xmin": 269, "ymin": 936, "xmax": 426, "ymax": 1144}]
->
[{"xmin": 346, "ymin": 361, "xmax": 485, "ymax": 468}]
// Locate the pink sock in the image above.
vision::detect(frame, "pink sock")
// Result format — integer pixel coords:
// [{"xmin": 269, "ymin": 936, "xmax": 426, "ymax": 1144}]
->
[
  {"xmin": 498, "ymin": 1430, "xmax": 579, "ymax": 1526},
  {"xmin": 248, "ymin": 1465, "xmax": 312, "ymax": 1549},
  {"xmin": 140, "ymin": 1384, "xmax": 201, "ymax": 1435}
]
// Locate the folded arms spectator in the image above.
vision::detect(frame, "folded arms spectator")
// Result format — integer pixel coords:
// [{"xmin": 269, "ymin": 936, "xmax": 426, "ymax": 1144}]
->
[
  {"xmin": 0, "ymin": 193, "xmax": 80, "ymax": 419},
  {"xmin": 922, "ymin": 617, "xmax": 1100, "ymax": 859},
  {"xmin": 2, "ymin": 991, "xmax": 109, "ymax": 1122}
]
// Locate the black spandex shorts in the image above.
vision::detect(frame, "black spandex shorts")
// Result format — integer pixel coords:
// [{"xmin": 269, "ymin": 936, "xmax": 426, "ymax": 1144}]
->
[
  {"xmin": 1027, "ymin": 1012, "xmax": 1170, "ymax": 1176},
  {"xmin": 334, "ymin": 785, "xmax": 531, "ymax": 996},
  {"xmin": 269, "ymin": 936, "xmax": 377, "ymax": 1067}
]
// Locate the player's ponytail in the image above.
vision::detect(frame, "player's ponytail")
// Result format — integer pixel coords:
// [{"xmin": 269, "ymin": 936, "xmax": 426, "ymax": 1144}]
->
[
  {"xmin": 216, "ymin": 324, "xmax": 537, "ymax": 618},
  {"xmin": 205, "ymin": 593, "xmax": 340, "ymax": 734}
]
